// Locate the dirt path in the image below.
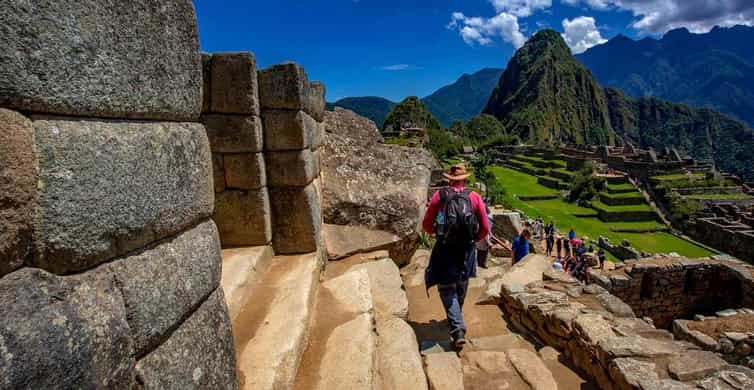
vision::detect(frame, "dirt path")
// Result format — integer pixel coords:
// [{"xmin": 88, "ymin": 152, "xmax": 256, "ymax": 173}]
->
[{"xmin": 403, "ymin": 251, "xmax": 597, "ymax": 390}]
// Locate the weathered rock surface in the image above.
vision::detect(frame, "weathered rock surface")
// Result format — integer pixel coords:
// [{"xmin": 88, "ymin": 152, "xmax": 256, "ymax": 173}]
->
[
  {"xmin": 214, "ymin": 189, "xmax": 272, "ymax": 246},
  {"xmin": 375, "ymin": 316, "xmax": 427, "ymax": 390},
  {"xmin": 202, "ymin": 53, "xmax": 212, "ymax": 112},
  {"xmin": 224, "ymin": 152, "xmax": 266, "ymax": 190},
  {"xmin": 321, "ymin": 109, "xmax": 435, "ymax": 264},
  {"xmin": 209, "ymin": 52, "xmax": 260, "ymax": 115},
  {"xmin": 270, "ymin": 182, "xmax": 322, "ymax": 254},
  {"xmin": 492, "ymin": 212, "xmax": 523, "ymax": 240},
  {"xmin": 668, "ymin": 350, "xmax": 728, "ymax": 381},
  {"xmin": 203, "ymin": 114, "xmax": 264, "ymax": 153},
  {"xmin": 317, "ymin": 313, "xmax": 376, "ymax": 390},
  {"xmin": 99, "ymin": 220, "xmax": 222, "ymax": 356},
  {"xmin": 609, "ymin": 358, "xmax": 659, "ymax": 389},
  {"xmin": 266, "ymin": 149, "xmax": 319, "ymax": 187},
  {"xmin": 0, "ymin": 0, "xmax": 201, "ymax": 120},
  {"xmin": 307, "ymin": 81, "xmax": 327, "ymax": 122},
  {"xmin": 221, "ymin": 245, "xmax": 273, "ymax": 321},
  {"xmin": 507, "ymin": 349, "xmax": 558, "ymax": 390},
  {"xmin": 323, "ymin": 107, "xmax": 383, "ymax": 144},
  {"xmin": 237, "ymin": 253, "xmax": 320, "ymax": 390},
  {"xmin": 0, "ymin": 268, "xmax": 134, "ymax": 389},
  {"xmin": 262, "ymin": 109, "xmax": 317, "ymax": 151},
  {"xmin": 424, "ymin": 352, "xmax": 464, "ymax": 390},
  {"xmin": 322, "ymin": 268, "xmax": 374, "ymax": 315},
  {"xmin": 258, "ymin": 63, "xmax": 311, "ymax": 111},
  {"xmin": 350, "ymin": 258, "xmax": 409, "ymax": 319},
  {"xmin": 481, "ymin": 254, "xmax": 551, "ymax": 303},
  {"xmin": 136, "ymin": 288, "xmax": 238, "ymax": 389},
  {"xmin": 213, "ymin": 153, "xmax": 226, "ymax": 193},
  {"xmin": 323, "ymin": 223, "xmax": 402, "ymax": 260},
  {"xmin": 31, "ymin": 118, "xmax": 213, "ymax": 273},
  {"xmin": 0, "ymin": 109, "xmax": 37, "ymax": 276}
]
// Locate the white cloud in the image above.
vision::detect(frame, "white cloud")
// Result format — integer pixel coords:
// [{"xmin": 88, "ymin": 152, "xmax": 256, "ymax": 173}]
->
[
  {"xmin": 561, "ymin": 0, "xmax": 754, "ymax": 34},
  {"xmin": 490, "ymin": 0, "xmax": 552, "ymax": 17},
  {"xmin": 380, "ymin": 64, "xmax": 411, "ymax": 71},
  {"xmin": 561, "ymin": 16, "xmax": 608, "ymax": 53},
  {"xmin": 448, "ymin": 11, "xmax": 528, "ymax": 48}
]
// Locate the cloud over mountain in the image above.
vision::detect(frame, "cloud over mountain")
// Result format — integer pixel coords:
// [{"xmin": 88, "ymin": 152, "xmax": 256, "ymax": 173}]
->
[{"xmin": 561, "ymin": 16, "xmax": 607, "ymax": 53}]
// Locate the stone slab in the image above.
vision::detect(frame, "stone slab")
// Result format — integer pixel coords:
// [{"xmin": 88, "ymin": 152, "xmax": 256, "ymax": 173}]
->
[
  {"xmin": 350, "ymin": 258, "xmax": 409, "ymax": 319},
  {"xmin": 262, "ymin": 109, "xmax": 316, "ymax": 151},
  {"xmin": 266, "ymin": 149, "xmax": 319, "ymax": 187},
  {"xmin": 317, "ymin": 313, "xmax": 376, "ymax": 390},
  {"xmin": 224, "ymin": 152, "xmax": 266, "ymax": 190},
  {"xmin": 306, "ymin": 81, "xmax": 327, "ymax": 122},
  {"xmin": 609, "ymin": 358, "xmax": 659, "ymax": 389},
  {"xmin": 424, "ymin": 352, "xmax": 464, "ymax": 390},
  {"xmin": 0, "ymin": 0, "xmax": 201, "ymax": 120},
  {"xmin": 0, "ymin": 268, "xmax": 134, "ymax": 389},
  {"xmin": 237, "ymin": 253, "xmax": 320, "ymax": 390},
  {"xmin": 270, "ymin": 182, "xmax": 322, "ymax": 254},
  {"xmin": 507, "ymin": 349, "xmax": 558, "ymax": 390},
  {"xmin": 203, "ymin": 114, "xmax": 264, "ymax": 153},
  {"xmin": 31, "ymin": 118, "xmax": 214, "ymax": 274},
  {"xmin": 0, "ymin": 109, "xmax": 37, "ymax": 276},
  {"xmin": 668, "ymin": 350, "xmax": 727, "ymax": 381},
  {"xmin": 258, "ymin": 62, "xmax": 310, "ymax": 111},
  {"xmin": 375, "ymin": 316, "xmax": 427, "ymax": 390},
  {"xmin": 322, "ymin": 268, "xmax": 374, "ymax": 315},
  {"xmin": 136, "ymin": 288, "xmax": 238, "ymax": 389},
  {"xmin": 99, "ymin": 220, "xmax": 222, "ymax": 356},
  {"xmin": 210, "ymin": 52, "xmax": 260, "ymax": 115},
  {"xmin": 323, "ymin": 223, "xmax": 400, "ymax": 260},
  {"xmin": 221, "ymin": 245, "xmax": 274, "ymax": 322},
  {"xmin": 214, "ymin": 189, "xmax": 272, "ymax": 246}
]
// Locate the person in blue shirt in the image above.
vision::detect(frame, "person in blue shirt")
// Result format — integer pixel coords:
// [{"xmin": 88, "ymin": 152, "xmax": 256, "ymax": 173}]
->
[
  {"xmin": 568, "ymin": 228, "xmax": 576, "ymax": 241},
  {"xmin": 512, "ymin": 229, "xmax": 531, "ymax": 263}
]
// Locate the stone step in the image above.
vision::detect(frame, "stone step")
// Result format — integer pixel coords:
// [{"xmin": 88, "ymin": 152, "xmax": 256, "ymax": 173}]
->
[
  {"xmin": 220, "ymin": 245, "xmax": 274, "ymax": 322},
  {"xmin": 234, "ymin": 252, "xmax": 321, "ymax": 390}
]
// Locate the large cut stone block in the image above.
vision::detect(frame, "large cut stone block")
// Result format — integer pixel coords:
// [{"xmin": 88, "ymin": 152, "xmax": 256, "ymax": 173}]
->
[
  {"xmin": 317, "ymin": 313, "xmax": 376, "ymax": 390},
  {"xmin": 210, "ymin": 52, "xmax": 260, "ymax": 115},
  {"xmin": 99, "ymin": 220, "xmax": 222, "ymax": 356},
  {"xmin": 202, "ymin": 53, "xmax": 212, "ymax": 113},
  {"xmin": 270, "ymin": 182, "xmax": 322, "ymax": 254},
  {"xmin": 258, "ymin": 62, "xmax": 310, "ymax": 111},
  {"xmin": 262, "ymin": 109, "xmax": 316, "ymax": 151},
  {"xmin": 0, "ymin": 268, "xmax": 134, "ymax": 389},
  {"xmin": 212, "ymin": 153, "xmax": 226, "ymax": 193},
  {"xmin": 0, "ymin": 0, "xmax": 201, "ymax": 120},
  {"xmin": 266, "ymin": 149, "xmax": 319, "ymax": 187},
  {"xmin": 0, "ymin": 109, "xmax": 37, "ymax": 276},
  {"xmin": 307, "ymin": 81, "xmax": 327, "ymax": 121},
  {"xmin": 203, "ymin": 114, "xmax": 264, "ymax": 153},
  {"xmin": 136, "ymin": 288, "xmax": 238, "ymax": 390},
  {"xmin": 224, "ymin": 152, "xmax": 266, "ymax": 190},
  {"xmin": 31, "ymin": 118, "xmax": 214, "ymax": 274},
  {"xmin": 376, "ymin": 317, "xmax": 427, "ymax": 390},
  {"xmin": 350, "ymin": 258, "xmax": 409, "ymax": 319},
  {"xmin": 214, "ymin": 189, "xmax": 272, "ymax": 246}
]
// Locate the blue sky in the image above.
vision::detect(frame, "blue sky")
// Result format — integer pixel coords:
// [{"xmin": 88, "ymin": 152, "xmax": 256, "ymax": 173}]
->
[{"xmin": 194, "ymin": 0, "xmax": 754, "ymax": 102}]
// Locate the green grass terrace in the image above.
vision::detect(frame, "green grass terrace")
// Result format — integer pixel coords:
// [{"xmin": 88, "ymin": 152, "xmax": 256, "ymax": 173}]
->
[{"xmin": 489, "ymin": 166, "xmax": 716, "ymax": 259}]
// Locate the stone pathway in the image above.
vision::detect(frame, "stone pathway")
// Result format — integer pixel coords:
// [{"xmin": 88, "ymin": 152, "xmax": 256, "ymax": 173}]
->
[{"xmin": 403, "ymin": 249, "xmax": 597, "ymax": 389}]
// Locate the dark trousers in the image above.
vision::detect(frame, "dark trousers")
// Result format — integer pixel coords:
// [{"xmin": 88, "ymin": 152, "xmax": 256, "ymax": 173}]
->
[
  {"xmin": 477, "ymin": 249, "xmax": 489, "ymax": 268},
  {"xmin": 438, "ymin": 280, "xmax": 469, "ymax": 335}
]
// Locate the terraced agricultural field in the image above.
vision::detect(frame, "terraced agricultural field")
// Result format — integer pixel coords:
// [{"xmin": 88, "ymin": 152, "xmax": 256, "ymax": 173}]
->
[{"xmin": 489, "ymin": 166, "xmax": 715, "ymax": 259}]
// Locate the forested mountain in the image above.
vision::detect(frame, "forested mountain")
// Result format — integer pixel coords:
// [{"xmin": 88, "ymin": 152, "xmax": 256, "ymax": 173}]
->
[
  {"xmin": 577, "ymin": 25, "xmax": 754, "ymax": 127},
  {"xmin": 484, "ymin": 29, "xmax": 754, "ymax": 180},
  {"xmin": 422, "ymin": 68, "xmax": 503, "ymax": 127},
  {"xmin": 483, "ymin": 29, "xmax": 614, "ymax": 145},
  {"xmin": 326, "ymin": 97, "xmax": 396, "ymax": 127}
]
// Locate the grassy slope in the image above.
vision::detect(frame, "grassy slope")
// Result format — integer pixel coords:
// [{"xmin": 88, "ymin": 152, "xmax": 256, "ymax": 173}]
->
[{"xmin": 490, "ymin": 166, "xmax": 715, "ymax": 258}]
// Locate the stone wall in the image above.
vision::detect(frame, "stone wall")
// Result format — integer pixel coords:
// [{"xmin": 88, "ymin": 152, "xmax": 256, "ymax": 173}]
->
[
  {"xmin": 692, "ymin": 217, "xmax": 754, "ymax": 263},
  {"xmin": 1, "ymin": 1, "xmax": 237, "ymax": 388},
  {"xmin": 590, "ymin": 257, "xmax": 754, "ymax": 328},
  {"xmin": 500, "ymin": 276, "xmax": 754, "ymax": 389},
  {"xmin": 202, "ymin": 56, "xmax": 325, "ymax": 255}
]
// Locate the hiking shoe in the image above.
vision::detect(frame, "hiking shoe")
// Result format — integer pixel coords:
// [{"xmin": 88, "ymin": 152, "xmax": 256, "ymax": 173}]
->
[{"xmin": 451, "ymin": 330, "xmax": 467, "ymax": 348}]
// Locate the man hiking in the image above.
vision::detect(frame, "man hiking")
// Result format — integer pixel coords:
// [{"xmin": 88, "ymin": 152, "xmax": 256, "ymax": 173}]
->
[
  {"xmin": 511, "ymin": 229, "xmax": 531, "ymax": 264},
  {"xmin": 422, "ymin": 163, "xmax": 489, "ymax": 348}
]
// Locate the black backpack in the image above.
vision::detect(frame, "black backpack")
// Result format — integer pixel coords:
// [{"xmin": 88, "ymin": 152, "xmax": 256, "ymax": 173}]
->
[{"xmin": 437, "ymin": 188, "xmax": 479, "ymax": 246}]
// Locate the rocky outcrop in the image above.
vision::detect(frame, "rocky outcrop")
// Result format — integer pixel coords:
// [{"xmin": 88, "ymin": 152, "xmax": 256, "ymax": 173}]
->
[
  {"xmin": 323, "ymin": 107, "xmax": 383, "ymax": 143},
  {"xmin": 321, "ymin": 108, "xmax": 435, "ymax": 264},
  {"xmin": 0, "ymin": 0, "xmax": 202, "ymax": 120}
]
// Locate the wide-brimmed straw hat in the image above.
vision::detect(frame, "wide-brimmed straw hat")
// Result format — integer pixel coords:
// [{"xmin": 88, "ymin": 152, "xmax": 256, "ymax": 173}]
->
[{"xmin": 443, "ymin": 163, "xmax": 470, "ymax": 181}]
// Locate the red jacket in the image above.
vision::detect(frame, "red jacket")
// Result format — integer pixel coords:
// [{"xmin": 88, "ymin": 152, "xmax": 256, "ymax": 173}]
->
[{"xmin": 422, "ymin": 184, "xmax": 490, "ymax": 242}]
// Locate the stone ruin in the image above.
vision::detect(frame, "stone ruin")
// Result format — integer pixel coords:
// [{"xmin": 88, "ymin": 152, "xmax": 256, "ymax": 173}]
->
[
  {"xmin": 1, "ymin": 1, "xmax": 237, "ymax": 388},
  {"xmin": 202, "ymin": 53, "xmax": 325, "ymax": 255}
]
